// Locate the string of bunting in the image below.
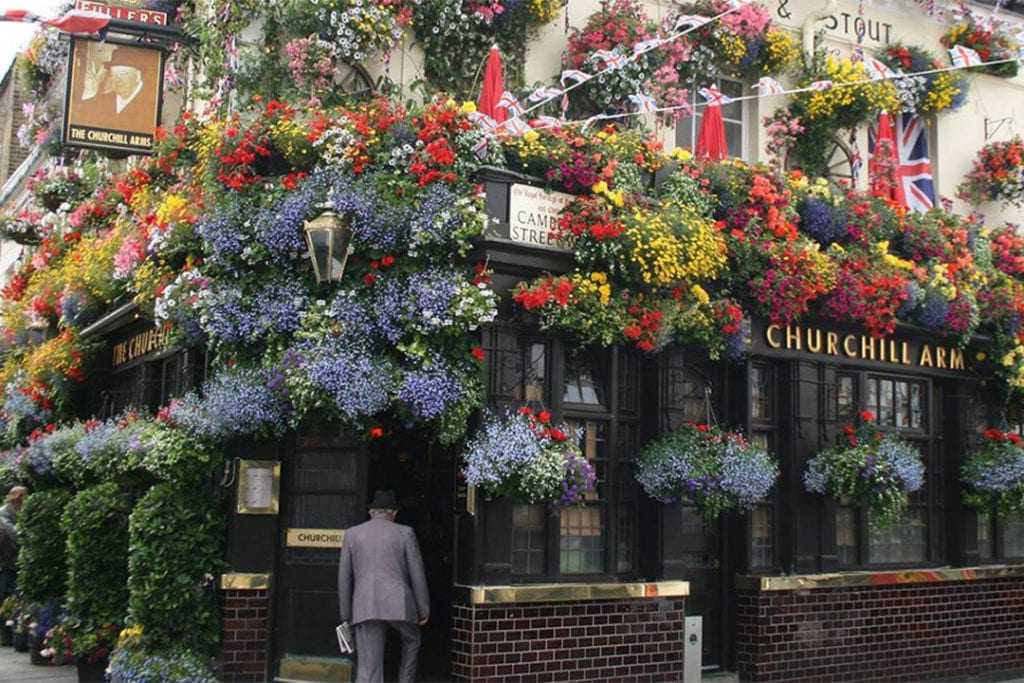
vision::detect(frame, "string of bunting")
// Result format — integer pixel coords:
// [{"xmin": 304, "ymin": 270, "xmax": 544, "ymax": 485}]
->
[
  {"xmin": 472, "ymin": 1, "xmax": 742, "ymax": 137},
  {"xmin": 472, "ymin": 47, "xmax": 1024, "ymax": 143}
]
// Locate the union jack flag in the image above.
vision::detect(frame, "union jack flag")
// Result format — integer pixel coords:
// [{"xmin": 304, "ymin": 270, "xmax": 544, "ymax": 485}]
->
[
  {"xmin": 949, "ymin": 45, "xmax": 983, "ymax": 68},
  {"xmin": 868, "ymin": 113, "xmax": 935, "ymax": 213}
]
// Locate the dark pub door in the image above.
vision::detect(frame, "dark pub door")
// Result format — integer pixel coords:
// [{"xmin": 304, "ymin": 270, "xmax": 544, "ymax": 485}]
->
[
  {"xmin": 274, "ymin": 429, "xmax": 367, "ymax": 680},
  {"xmin": 273, "ymin": 427, "xmax": 455, "ymax": 682}
]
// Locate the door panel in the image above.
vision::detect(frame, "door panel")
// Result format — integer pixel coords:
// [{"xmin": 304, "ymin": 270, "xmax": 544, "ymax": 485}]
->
[{"xmin": 275, "ymin": 432, "xmax": 367, "ymax": 667}]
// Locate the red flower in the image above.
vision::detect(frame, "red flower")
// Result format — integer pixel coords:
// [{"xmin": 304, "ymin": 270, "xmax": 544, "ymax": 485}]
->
[
  {"xmin": 859, "ymin": 410, "xmax": 876, "ymax": 423},
  {"xmin": 548, "ymin": 428, "xmax": 567, "ymax": 442},
  {"xmin": 369, "ymin": 426, "xmax": 385, "ymax": 439},
  {"xmin": 537, "ymin": 410, "xmax": 552, "ymax": 424},
  {"xmin": 1009, "ymin": 433, "xmax": 1022, "ymax": 446},
  {"xmin": 381, "ymin": 255, "xmax": 395, "ymax": 267},
  {"xmin": 695, "ymin": 423, "xmax": 709, "ymax": 432},
  {"xmin": 518, "ymin": 406, "xmax": 534, "ymax": 416},
  {"xmin": 363, "ymin": 273, "xmax": 377, "ymax": 286},
  {"xmin": 470, "ymin": 346, "xmax": 485, "ymax": 362},
  {"xmin": 984, "ymin": 428, "xmax": 1007, "ymax": 442}
]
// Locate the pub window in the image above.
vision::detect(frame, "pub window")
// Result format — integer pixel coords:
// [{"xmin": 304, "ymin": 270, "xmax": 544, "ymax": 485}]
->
[
  {"xmin": 560, "ymin": 420, "xmax": 607, "ymax": 574},
  {"xmin": 563, "ymin": 348, "xmax": 608, "ymax": 407},
  {"xmin": 511, "ymin": 504, "xmax": 546, "ymax": 575},
  {"xmin": 978, "ymin": 420, "xmax": 1024, "ymax": 560},
  {"xmin": 866, "ymin": 376, "xmax": 926, "ymax": 430},
  {"xmin": 836, "ymin": 373, "xmax": 857, "ymax": 421},
  {"xmin": 676, "ymin": 78, "xmax": 747, "ymax": 160},
  {"xmin": 485, "ymin": 327, "xmax": 548, "ymax": 411},
  {"xmin": 835, "ymin": 373, "xmax": 934, "ymax": 566},
  {"xmin": 497, "ymin": 343, "xmax": 636, "ymax": 580},
  {"xmin": 749, "ymin": 362, "xmax": 777, "ymax": 570}
]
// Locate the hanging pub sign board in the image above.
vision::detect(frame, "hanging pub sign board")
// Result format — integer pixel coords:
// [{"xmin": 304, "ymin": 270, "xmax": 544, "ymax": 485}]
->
[
  {"xmin": 62, "ymin": 37, "xmax": 165, "ymax": 155},
  {"xmin": 74, "ymin": 0, "xmax": 170, "ymax": 26}
]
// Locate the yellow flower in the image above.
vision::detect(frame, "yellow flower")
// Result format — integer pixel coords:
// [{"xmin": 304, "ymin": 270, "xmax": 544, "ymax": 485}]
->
[
  {"xmin": 445, "ymin": 98, "xmax": 457, "ymax": 109},
  {"xmin": 522, "ymin": 130, "xmax": 539, "ymax": 143},
  {"xmin": 976, "ymin": 352, "xmax": 987, "ymax": 361},
  {"xmin": 607, "ymin": 190, "xmax": 625, "ymax": 207},
  {"xmin": 691, "ymin": 284, "xmax": 710, "ymax": 305},
  {"xmin": 592, "ymin": 180, "xmax": 609, "ymax": 194},
  {"xmin": 598, "ymin": 284, "xmax": 611, "ymax": 305},
  {"xmin": 671, "ymin": 147, "xmax": 692, "ymax": 162},
  {"xmin": 590, "ymin": 272, "xmax": 607, "ymax": 284}
]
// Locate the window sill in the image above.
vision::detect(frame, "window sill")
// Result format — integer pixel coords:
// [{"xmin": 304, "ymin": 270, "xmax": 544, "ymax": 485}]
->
[
  {"xmin": 455, "ymin": 580, "xmax": 689, "ymax": 604},
  {"xmin": 736, "ymin": 563, "xmax": 1024, "ymax": 591}
]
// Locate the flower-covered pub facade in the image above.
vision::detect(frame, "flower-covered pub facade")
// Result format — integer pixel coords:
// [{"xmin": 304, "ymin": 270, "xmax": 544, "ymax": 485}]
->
[{"xmin": 1, "ymin": 0, "xmax": 1024, "ymax": 682}]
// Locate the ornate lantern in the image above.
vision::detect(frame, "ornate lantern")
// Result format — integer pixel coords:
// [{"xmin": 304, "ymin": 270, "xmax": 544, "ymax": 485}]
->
[{"xmin": 303, "ymin": 204, "xmax": 353, "ymax": 283}]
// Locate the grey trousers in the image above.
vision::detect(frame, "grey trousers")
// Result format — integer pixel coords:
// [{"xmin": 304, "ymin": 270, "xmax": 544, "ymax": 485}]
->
[{"xmin": 354, "ymin": 620, "xmax": 421, "ymax": 683}]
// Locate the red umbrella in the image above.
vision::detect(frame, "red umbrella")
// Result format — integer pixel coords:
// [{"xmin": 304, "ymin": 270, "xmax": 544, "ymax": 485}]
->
[
  {"xmin": 696, "ymin": 102, "xmax": 728, "ymax": 161},
  {"xmin": 869, "ymin": 111, "xmax": 905, "ymax": 206},
  {"xmin": 477, "ymin": 45, "xmax": 508, "ymax": 124}
]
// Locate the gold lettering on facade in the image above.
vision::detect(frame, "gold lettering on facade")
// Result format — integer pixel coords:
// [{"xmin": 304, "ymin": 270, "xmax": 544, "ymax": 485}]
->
[
  {"xmin": 786, "ymin": 325, "xmax": 802, "ymax": 351},
  {"xmin": 807, "ymin": 328, "xmax": 822, "ymax": 353},
  {"xmin": 843, "ymin": 334, "xmax": 857, "ymax": 358},
  {"xmin": 861, "ymin": 336, "xmax": 876, "ymax": 360},
  {"xmin": 761, "ymin": 325, "xmax": 965, "ymax": 372},
  {"xmin": 112, "ymin": 324, "xmax": 171, "ymax": 368}
]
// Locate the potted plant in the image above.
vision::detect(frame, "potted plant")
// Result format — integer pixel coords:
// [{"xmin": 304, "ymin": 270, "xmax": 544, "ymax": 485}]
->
[
  {"xmin": 68, "ymin": 620, "xmax": 119, "ymax": 682},
  {"xmin": 29, "ymin": 600, "xmax": 61, "ymax": 665},
  {"xmin": 462, "ymin": 407, "xmax": 596, "ymax": 506},
  {"xmin": 40, "ymin": 616, "xmax": 75, "ymax": 666},
  {"xmin": 636, "ymin": 422, "xmax": 778, "ymax": 518},
  {"xmin": 12, "ymin": 605, "xmax": 31, "ymax": 652},
  {"xmin": 962, "ymin": 427, "xmax": 1024, "ymax": 515},
  {"xmin": 0, "ymin": 595, "xmax": 20, "ymax": 646},
  {"xmin": 804, "ymin": 411, "xmax": 926, "ymax": 527}
]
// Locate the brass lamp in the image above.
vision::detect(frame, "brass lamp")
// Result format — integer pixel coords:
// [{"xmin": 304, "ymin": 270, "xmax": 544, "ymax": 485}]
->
[{"xmin": 303, "ymin": 203, "xmax": 353, "ymax": 283}]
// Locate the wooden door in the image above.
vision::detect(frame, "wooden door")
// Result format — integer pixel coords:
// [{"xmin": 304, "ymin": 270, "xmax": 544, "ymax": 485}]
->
[{"xmin": 274, "ymin": 431, "xmax": 367, "ymax": 670}]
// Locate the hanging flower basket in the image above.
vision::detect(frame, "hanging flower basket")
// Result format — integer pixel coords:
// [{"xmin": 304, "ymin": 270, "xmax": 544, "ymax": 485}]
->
[
  {"xmin": 804, "ymin": 411, "xmax": 925, "ymax": 527},
  {"xmin": 957, "ymin": 136, "xmax": 1024, "ymax": 207},
  {"xmin": 962, "ymin": 428, "xmax": 1024, "ymax": 515},
  {"xmin": 635, "ymin": 422, "xmax": 778, "ymax": 519},
  {"xmin": 462, "ymin": 408, "xmax": 596, "ymax": 506}
]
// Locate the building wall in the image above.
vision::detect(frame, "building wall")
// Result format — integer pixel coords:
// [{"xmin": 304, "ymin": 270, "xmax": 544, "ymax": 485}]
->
[
  {"xmin": 735, "ymin": 573, "xmax": 1024, "ymax": 681},
  {"xmin": 367, "ymin": 0, "xmax": 1024, "ymax": 223},
  {"xmin": 0, "ymin": 65, "xmax": 31, "ymax": 187},
  {"xmin": 218, "ymin": 587, "xmax": 272, "ymax": 683},
  {"xmin": 451, "ymin": 596, "xmax": 687, "ymax": 682}
]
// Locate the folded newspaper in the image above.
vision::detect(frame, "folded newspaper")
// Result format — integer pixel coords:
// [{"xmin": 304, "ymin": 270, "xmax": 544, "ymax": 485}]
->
[{"xmin": 336, "ymin": 622, "xmax": 355, "ymax": 654}]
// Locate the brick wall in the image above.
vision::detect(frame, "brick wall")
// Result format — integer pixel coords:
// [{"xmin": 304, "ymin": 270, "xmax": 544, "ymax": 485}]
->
[
  {"xmin": 219, "ymin": 588, "xmax": 270, "ymax": 683},
  {"xmin": 736, "ymin": 577, "xmax": 1024, "ymax": 682},
  {"xmin": 451, "ymin": 597, "xmax": 686, "ymax": 682}
]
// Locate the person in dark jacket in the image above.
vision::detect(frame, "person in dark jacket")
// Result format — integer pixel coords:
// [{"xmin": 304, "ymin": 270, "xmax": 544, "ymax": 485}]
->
[{"xmin": 338, "ymin": 490, "xmax": 429, "ymax": 683}]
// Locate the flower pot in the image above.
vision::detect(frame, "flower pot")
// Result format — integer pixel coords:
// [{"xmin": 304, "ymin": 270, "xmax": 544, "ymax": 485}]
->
[
  {"xmin": 76, "ymin": 654, "xmax": 109, "ymax": 682},
  {"xmin": 13, "ymin": 631, "xmax": 28, "ymax": 652},
  {"xmin": 29, "ymin": 634, "xmax": 50, "ymax": 665}
]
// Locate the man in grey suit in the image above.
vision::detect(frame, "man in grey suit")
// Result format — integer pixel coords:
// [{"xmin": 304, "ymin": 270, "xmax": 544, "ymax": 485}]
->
[{"xmin": 338, "ymin": 490, "xmax": 430, "ymax": 683}]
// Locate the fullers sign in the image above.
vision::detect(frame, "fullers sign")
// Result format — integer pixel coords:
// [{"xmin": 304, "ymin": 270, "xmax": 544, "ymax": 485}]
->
[
  {"xmin": 762, "ymin": 323, "xmax": 967, "ymax": 371},
  {"xmin": 507, "ymin": 183, "xmax": 573, "ymax": 252}
]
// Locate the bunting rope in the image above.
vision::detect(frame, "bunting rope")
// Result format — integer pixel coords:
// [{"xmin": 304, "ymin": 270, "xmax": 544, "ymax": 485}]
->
[
  {"xmin": 487, "ymin": 0, "xmax": 750, "ymax": 134},
  {"xmin": 510, "ymin": 53, "xmax": 1024, "ymax": 134}
]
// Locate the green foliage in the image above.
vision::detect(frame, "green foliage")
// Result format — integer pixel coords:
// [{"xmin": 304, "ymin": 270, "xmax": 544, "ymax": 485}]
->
[
  {"xmin": 16, "ymin": 489, "xmax": 71, "ymax": 603},
  {"xmin": 127, "ymin": 484, "xmax": 224, "ymax": 654},
  {"xmin": 62, "ymin": 483, "xmax": 130, "ymax": 651}
]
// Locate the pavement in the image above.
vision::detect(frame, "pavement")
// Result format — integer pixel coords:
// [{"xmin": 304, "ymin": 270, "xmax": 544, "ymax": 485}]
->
[{"xmin": 0, "ymin": 644, "xmax": 76, "ymax": 682}]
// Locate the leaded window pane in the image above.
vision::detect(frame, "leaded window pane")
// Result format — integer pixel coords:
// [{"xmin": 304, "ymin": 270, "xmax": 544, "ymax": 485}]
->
[{"xmin": 512, "ymin": 504, "xmax": 546, "ymax": 575}]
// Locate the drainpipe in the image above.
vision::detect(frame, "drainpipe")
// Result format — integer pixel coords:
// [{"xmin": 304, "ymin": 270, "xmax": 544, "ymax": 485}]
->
[{"xmin": 803, "ymin": 0, "xmax": 838, "ymax": 58}]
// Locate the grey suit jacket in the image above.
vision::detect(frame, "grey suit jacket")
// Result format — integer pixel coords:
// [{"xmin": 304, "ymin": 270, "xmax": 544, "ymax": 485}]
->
[{"xmin": 338, "ymin": 518, "xmax": 430, "ymax": 625}]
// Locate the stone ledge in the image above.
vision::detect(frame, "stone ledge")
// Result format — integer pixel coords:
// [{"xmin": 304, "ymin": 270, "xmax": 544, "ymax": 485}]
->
[
  {"xmin": 736, "ymin": 563, "xmax": 1024, "ymax": 591},
  {"xmin": 455, "ymin": 580, "xmax": 689, "ymax": 604}
]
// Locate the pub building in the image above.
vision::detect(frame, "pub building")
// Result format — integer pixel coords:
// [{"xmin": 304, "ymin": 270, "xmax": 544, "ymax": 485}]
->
[{"xmin": 75, "ymin": 166, "xmax": 1024, "ymax": 683}]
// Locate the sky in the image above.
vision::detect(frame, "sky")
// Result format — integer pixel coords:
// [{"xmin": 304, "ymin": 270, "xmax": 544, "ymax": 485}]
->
[{"xmin": 0, "ymin": 0, "xmax": 67, "ymax": 78}]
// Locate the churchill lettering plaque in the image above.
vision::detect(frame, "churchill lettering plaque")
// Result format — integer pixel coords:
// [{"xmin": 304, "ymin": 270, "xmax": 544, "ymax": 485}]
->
[
  {"xmin": 507, "ymin": 183, "xmax": 573, "ymax": 252},
  {"xmin": 286, "ymin": 528, "xmax": 345, "ymax": 549}
]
